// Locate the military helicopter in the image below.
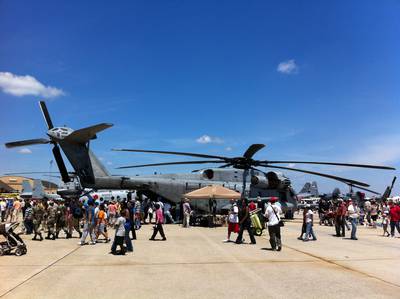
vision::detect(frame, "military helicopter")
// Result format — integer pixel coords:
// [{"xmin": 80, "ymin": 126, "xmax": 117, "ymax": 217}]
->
[{"xmin": 5, "ymin": 101, "xmax": 396, "ymax": 218}]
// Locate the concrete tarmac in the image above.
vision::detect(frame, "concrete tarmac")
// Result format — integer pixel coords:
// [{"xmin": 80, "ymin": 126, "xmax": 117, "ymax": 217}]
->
[{"xmin": 1, "ymin": 217, "xmax": 399, "ymax": 299}]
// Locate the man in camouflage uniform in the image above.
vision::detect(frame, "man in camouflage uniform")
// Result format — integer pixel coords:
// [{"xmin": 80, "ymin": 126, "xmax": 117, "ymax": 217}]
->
[
  {"xmin": 46, "ymin": 201, "xmax": 57, "ymax": 240},
  {"xmin": 32, "ymin": 200, "xmax": 45, "ymax": 241},
  {"xmin": 56, "ymin": 199, "xmax": 69, "ymax": 239},
  {"xmin": 70, "ymin": 199, "xmax": 83, "ymax": 238}
]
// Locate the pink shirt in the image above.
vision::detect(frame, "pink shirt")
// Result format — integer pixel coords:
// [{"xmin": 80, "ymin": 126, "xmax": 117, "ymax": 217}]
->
[
  {"xmin": 108, "ymin": 204, "xmax": 116, "ymax": 214},
  {"xmin": 156, "ymin": 209, "xmax": 164, "ymax": 224}
]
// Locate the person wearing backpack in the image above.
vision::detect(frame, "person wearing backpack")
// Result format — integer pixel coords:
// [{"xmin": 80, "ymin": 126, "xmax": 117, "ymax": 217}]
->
[
  {"xmin": 79, "ymin": 200, "xmax": 97, "ymax": 245},
  {"xmin": 71, "ymin": 199, "xmax": 83, "ymax": 238},
  {"xmin": 127, "ymin": 200, "xmax": 137, "ymax": 240}
]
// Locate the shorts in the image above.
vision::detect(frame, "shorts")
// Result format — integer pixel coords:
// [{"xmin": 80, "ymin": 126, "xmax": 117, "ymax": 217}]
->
[
  {"xmin": 228, "ymin": 223, "xmax": 239, "ymax": 233},
  {"xmin": 98, "ymin": 223, "xmax": 105, "ymax": 233},
  {"xmin": 371, "ymin": 215, "xmax": 378, "ymax": 221}
]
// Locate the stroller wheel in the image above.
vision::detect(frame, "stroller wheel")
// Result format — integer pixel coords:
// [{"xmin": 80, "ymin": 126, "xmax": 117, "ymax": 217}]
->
[
  {"xmin": 0, "ymin": 247, "xmax": 4, "ymax": 256},
  {"xmin": 255, "ymin": 228, "xmax": 263, "ymax": 236},
  {"xmin": 22, "ymin": 247, "xmax": 27, "ymax": 255},
  {"xmin": 15, "ymin": 247, "xmax": 23, "ymax": 256}
]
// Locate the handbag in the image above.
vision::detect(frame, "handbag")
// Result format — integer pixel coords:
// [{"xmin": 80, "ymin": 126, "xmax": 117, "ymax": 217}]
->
[{"xmin": 272, "ymin": 206, "xmax": 284, "ymax": 227}]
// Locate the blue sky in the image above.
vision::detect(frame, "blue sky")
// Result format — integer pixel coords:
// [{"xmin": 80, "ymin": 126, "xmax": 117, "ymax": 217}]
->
[{"xmin": 1, "ymin": 1, "xmax": 399, "ymax": 195}]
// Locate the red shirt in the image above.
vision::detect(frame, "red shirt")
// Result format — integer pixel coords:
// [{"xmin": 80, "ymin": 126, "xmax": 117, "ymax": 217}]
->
[
  {"xmin": 249, "ymin": 202, "xmax": 256, "ymax": 211},
  {"xmin": 389, "ymin": 206, "xmax": 400, "ymax": 222},
  {"xmin": 336, "ymin": 203, "xmax": 346, "ymax": 217}
]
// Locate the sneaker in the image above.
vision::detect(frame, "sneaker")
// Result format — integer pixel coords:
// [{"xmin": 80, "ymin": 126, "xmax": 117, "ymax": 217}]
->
[
  {"xmin": 222, "ymin": 239, "xmax": 231, "ymax": 243},
  {"xmin": 78, "ymin": 242, "xmax": 85, "ymax": 245},
  {"xmin": 89, "ymin": 241, "xmax": 96, "ymax": 245},
  {"xmin": 277, "ymin": 246, "xmax": 282, "ymax": 251}
]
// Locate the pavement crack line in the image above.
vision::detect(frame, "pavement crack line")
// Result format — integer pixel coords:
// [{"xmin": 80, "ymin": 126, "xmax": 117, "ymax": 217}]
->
[
  {"xmin": 284, "ymin": 244, "xmax": 400, "ymax": 289},
  {"xmin": 0, "ymin": 246, "xmax": 82, "ymax": 298}
]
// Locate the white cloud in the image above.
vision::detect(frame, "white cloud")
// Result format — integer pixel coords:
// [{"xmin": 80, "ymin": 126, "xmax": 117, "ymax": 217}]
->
[
  {"xmin": 277, "ymin": 59, "xmax": 298, "ymax": 74},
  {"xmin": 196, "ymin": 135, "xmax": 224, "ymax": 144},
  {"xmin": 0, "ymin": 71, "xmax": 65, "ymax": 98},
  {"xmin": 107, "ymin": 161, "xmax": 113, "ymax": 165},
  {"xmin": 225, "ymin": 146, "xmax": 233, "ymax": 152},
  {"xmin": 18, "ymin": 148, "xmax": 32, "ymax": 154},
  {"xmin": 287, "ymin": 163, "xmax": 296, "ymax": 168}
]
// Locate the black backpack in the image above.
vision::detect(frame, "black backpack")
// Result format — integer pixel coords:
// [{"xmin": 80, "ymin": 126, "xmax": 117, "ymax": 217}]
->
[{"xmin": 73, "ymin": 206, "xmax": 83, "ymax": 218}]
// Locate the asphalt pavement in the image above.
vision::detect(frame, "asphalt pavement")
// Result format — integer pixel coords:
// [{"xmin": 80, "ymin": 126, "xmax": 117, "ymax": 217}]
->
[{"xmin": 1, "ymin": 216, "xmax": 399, "ymax": 299}]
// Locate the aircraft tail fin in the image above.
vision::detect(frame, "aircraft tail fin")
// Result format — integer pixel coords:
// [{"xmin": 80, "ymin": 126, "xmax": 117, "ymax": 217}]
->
[
  {"xmin": 59, "ymin": 124, "xmax": 112, "ymax": 186},
  {"xmin": 332, "ymin": 187, "xmax": 341, "ymax": 198},
  {"xmin": 299, "ymin": 182, "xmax": 311, "ymax": 194},
  {"xmin": 60, "ymin": 142, "xmax": 110, "ymax": 186},
  {"xmin": 21, "ymin": 180, "xmax": 32, "ymax": 194},
  {"xmin": 32, "ymin": 179, "xmax": 44, "ymax": 198},
  {"xmin": 64, "ymin": 123, "xmax": 113, "ymax": 144},
  {"xmin": 310, "ymin": 181, "xmax": 319, "ymax": 196},
  {"xmin": 299, "ymin": 181, "xmax": 319, "ymax": 196},
  {"xmin": 382, "ymin": 176, "xmax": 397, "ymax": 201}
]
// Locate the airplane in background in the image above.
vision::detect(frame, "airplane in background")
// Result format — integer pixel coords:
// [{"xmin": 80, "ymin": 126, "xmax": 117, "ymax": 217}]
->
[
  {"xmin": 5, "ymin": 101, "xmax": 396, "ymax": 218},
  {"xmin": 297, "ymin": 181, "xmax": 319, "ymax": 199},
  {"xmin": 19, "ymin": 179, "xmax": 61, "ymax": 200},
  {"xmin": 19, "ymin": 180, "xmax": 33, "ymax": 198}
]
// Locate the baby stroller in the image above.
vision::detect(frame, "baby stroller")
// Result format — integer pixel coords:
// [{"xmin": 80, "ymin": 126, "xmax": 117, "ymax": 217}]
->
[{"xmin": 0, "ymin": 222, "xmax": 27, "ymax": 256}]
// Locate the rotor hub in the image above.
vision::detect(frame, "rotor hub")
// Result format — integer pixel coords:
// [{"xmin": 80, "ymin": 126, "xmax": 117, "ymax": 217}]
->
[{"xmin": 47, "ymin": 127, "xmax": 74, "ymax": 140}]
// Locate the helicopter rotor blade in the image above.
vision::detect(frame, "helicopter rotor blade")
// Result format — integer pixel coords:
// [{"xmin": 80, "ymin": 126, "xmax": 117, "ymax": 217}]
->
[
  {"xmin": 218, "ymin": 163, "xmax": 233, "ymax": 168},
  {"xmin": 117, "ymin": 160, "xmax": 225, "ymax": 169},
  {"xmin": 243, "ymin": 144, "xmax": 265, "ymax": 159},
  {"xmin": 112, "ymin": 148, "xmax": 229, "ymax": 161},
  {"xmin": 3, "ymin": 171, "xmax": 70, "ymax": 175},
  {"xmin": 39, "ymin": 101, "xmax": 54, "ymax": 129},
  {"xmin": 259, "ymin": 163, "xmax": 370, "ymax": 187},
  {"xmin": 5, "ymin": 138, "xmax": 50, "ymax": 148},
  {"xmin": 261, "ymin": 160, "xmax": 395, "ymax": 170},
  {"xmin": 52, "ymin": 145, "xmax": 71, "ymax": 183},
  {"xmin": 349, "ymin": 185, "xmax": 381, "ymax": 195}
]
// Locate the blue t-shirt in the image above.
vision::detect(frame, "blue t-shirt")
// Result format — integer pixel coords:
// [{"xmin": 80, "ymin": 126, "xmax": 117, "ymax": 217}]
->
[{"xmin": 85, "ymin": 206, "xmax": 96, "ymax": 224}]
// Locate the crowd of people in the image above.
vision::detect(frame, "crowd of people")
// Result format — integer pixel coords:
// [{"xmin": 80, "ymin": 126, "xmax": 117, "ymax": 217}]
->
[
  {"xmin": 0, "ymin": 195, "xmax": 176, "ymax": 255},
  {"xmin": 1, "ymin": 194, "xmax": 400, "ymax": 255},
  {"xmin": 225, "ymin": 197, "xmax": 283, "ymax": 251},
  {"xmin": 315, "ymin": 197, "xmax": 400, "ymax": 239},
  {"xmin": 223, "ymin": 195, "xmax": 400, "ymax": 251}
]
